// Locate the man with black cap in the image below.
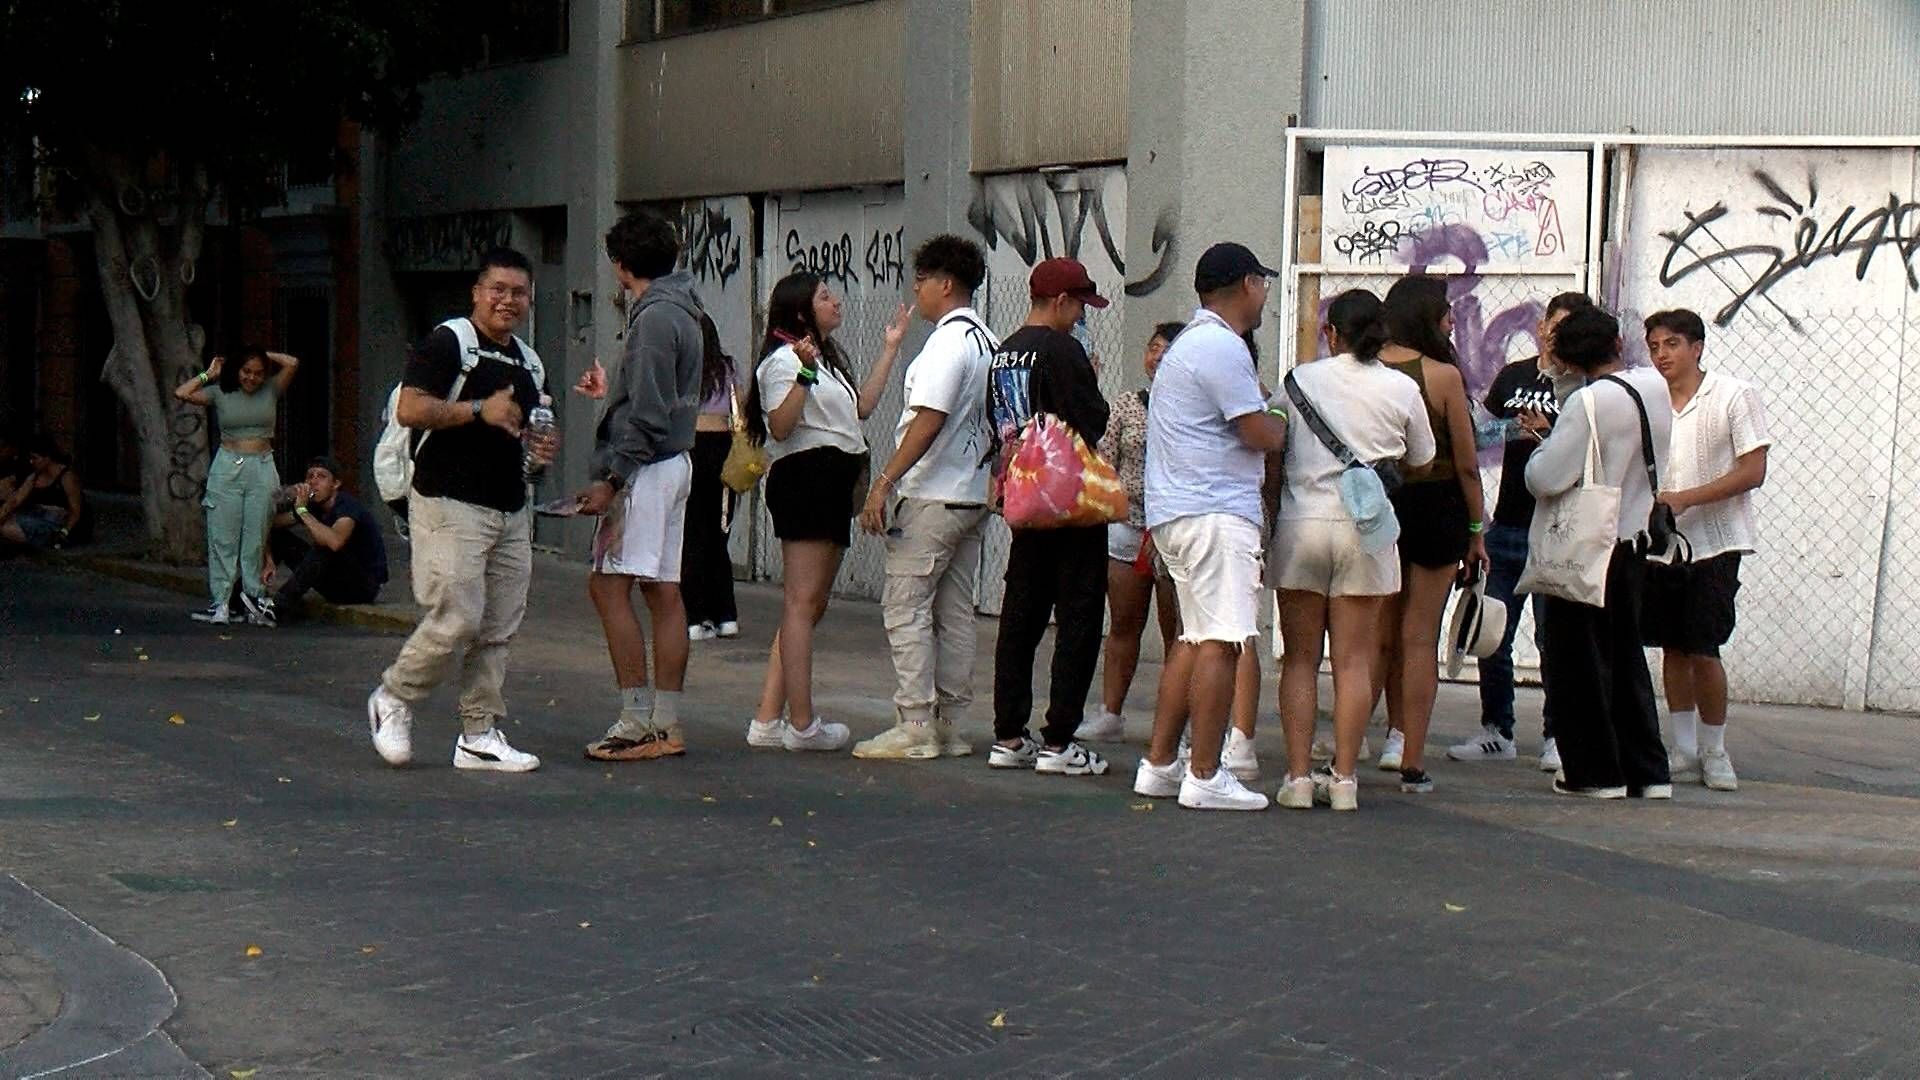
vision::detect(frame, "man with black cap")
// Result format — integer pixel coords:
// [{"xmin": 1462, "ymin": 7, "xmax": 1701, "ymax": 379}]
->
[
  {"xmin": 986, "ymin": 257, "xmax": 1115, "ymax": 777},
  {"xmin": 269, "ymin": 456, "xmax": 389, "ymax": 612},
  {"xmin": 1132, "ymin": 242, "xmax": 1288, "ymax": 811}
]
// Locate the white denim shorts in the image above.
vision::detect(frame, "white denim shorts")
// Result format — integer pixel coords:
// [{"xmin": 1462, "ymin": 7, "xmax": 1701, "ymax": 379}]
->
[
  {"xmin": 591, "ymin": 453, "xmax": 692, "ymax": 581},
  {"xmin": 1152, "ymin": 512, "xmax": 1263, "ymax": 644}
]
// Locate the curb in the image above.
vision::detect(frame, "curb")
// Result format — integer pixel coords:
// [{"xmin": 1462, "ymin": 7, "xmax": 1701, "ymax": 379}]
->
[{"xmin": 60, "ymin": 553, "xmax": 419, "ymax": 633}]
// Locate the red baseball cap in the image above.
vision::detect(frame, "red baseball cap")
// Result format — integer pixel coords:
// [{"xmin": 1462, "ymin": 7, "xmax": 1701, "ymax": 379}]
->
[{"xmin": 1029, "ymin": 258, "xmax": 1110, "ymax": 308}]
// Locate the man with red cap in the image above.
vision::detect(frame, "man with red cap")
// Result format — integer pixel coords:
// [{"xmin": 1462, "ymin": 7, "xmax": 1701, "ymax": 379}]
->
[{"xmin": 986, "ymin": 257, "xmax": 1115, "ymax": 776}]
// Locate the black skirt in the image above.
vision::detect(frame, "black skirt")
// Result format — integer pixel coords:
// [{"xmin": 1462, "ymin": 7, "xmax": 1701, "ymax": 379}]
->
[{"xmin": 766, "ymin": 445, "xmax": 867, "ymax": 548}]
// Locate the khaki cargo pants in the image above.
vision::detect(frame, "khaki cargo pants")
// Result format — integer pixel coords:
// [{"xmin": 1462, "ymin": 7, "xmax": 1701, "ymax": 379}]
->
[{"xmin": 882, "ymin": 497, "xmax": 988, "ymax": 725}]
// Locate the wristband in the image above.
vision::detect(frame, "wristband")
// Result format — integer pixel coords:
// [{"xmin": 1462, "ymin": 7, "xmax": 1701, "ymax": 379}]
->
[
  {"xmin": 1467, "ymin": 520, "xmax": 1484, "ymax": 535},
  {"xmin": 199, "ymin": 370, "xmax": 212, "ymax": 383},
  {"xmin": 795, "ymin": 366, "xmax": 819, "ymax": 387},
  {"xmin": 1265, "ymin": 406, "xmax": 1287, "ymax": 419},
  {"xmin": 470, "ymin": 400, "xmax": 485, "ymax": 420},
  {"xmin": 295, "ymin": 505, "xmax": 310, "ymax": 518}
]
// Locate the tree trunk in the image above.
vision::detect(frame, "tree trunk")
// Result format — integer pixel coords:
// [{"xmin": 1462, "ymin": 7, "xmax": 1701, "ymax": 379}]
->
[{"xmin": 86, "ymin": 157, "xmax": 213, "ymax": 564}]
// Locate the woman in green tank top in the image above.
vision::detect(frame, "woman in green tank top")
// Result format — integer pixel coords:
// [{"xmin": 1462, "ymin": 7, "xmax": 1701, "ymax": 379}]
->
[{"xmin": 174, "ymin": 346, "xmax": 300, "ymax": 625}]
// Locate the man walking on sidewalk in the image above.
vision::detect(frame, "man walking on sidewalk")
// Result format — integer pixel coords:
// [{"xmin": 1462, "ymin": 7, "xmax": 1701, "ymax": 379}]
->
[
  {"xmin": 987, "ymin": 258, "xmax": 1113, "ymax": 777},
  {"xmin": 854, "ymin": 235, "xmax": 998, "ymax": 761},
  {"xmin": 578, "ymin": 211, "xmax": 705, "ymax": 763},
  {"xmin": 1448, "ymin": 291, "xmax": 1588, "ymax": 772},
  {"xmin": 1643, "ymin": 309, "xmax": 1772, "ymax": 791},
  {"xmin": 1131, "ymin": 242, "xmax": 1288, "ymax": 811},
  {"xmin": 366, "ymin": 248, "xmax": 554, "ymax": 772}
]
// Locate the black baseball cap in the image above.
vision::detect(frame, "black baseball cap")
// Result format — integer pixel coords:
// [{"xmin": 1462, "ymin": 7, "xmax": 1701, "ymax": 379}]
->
[{"xmin": 1193, "ymin": 242, "xmax": 1278, "ymax": 293}]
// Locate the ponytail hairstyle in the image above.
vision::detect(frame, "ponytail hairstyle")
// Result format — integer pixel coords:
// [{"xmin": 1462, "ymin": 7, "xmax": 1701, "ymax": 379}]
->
[
  {"xmin": 697, "ymin": 312, "xmax": 732, "ymax": 404},
  {"xmin": 1324, "ymin": 288, "xmax": 1389, "ymax": 363},
  {"xmin": 1382, "ymin": 274, "xmax": 1456, "ymax": 365},
  {"xmin": 1551, "ymin": 306, "xmax": 1622, "ymax": 373},
  {"xmin": 743, "ymin": 271, "xmax": 854, "ymax": 446}
]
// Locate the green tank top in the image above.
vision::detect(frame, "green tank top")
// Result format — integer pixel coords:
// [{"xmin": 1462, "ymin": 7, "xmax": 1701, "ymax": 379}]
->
[
  {"xmin": 207, "ymin": 384, "xmax": 280, "ymax": 441},
  {"xmin": 1388, "ymin": 355, "xmax": 1454, "ymax": 482}
]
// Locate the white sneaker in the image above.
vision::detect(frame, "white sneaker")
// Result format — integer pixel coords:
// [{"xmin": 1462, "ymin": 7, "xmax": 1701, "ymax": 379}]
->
[
  {"xmin": 1325, "ymin": 771, "xmax": 1359, "ymax": 812},
  {"xmin": 1176, "ymin": 729, "xmax": 1191, "ymax": 763},
  {"xmin": 1552, "ymin": 774, "xmax": 1626, "ymax": 799},
  {"xmin": 238, "ymin": 593, "xmax": 276, "ymax": 628},
  {"xmin": 1223, "ymin": 728, "xmax": 1260, "ymax": 782},
  {"xmin": 1178, "ymin": 768, "xmax": 1269, "ymax": 811},
  {"xmin": 1275, "ymin": 774, "xmax": 1315, "ymax": 809},
  {"xmin": 1035, "ymin": 742, "xmax": 1109, "ymax": 776},
  {"xmin": 1669, "ymin": 750, "xmax": 1702, "ymax": 782},
  {"xmin": 783, "ymin": 717, "xmax": 850, "ymax": 752},
  {"xmin": 1632, "ymin": 783, "xmax": 1674, "ymax": 800},
  {"xmin": 1077, "ymin": 709, "xmax": 1127, "ymax": 743},
  {"xmin": 933, "ymin": 717, "xmax": 973, "ymax": 757},
  {"xmin": 1133, "ymin": 756, "xmax": 1186, "ymax": 798},
  {"xmin": 1701, "ymin": 748, "xmax": 1739, "ymax": 791},
  {"xmin": 687, "ymin": 622, "xmax": 717, "ymax": 642},
  {"xmin": 1377, "ymin": 729, "xmax": 1405, "ymax": 771},
  {"xmin": 1539, "ymin": 738, "xmax": 1563, "ymax": 772},
  {"xmin": 453, "ymin": 728, "xmax": 540, "ymax": 772},
  {"xmin": 190, "ymin": 601, "xmax": 231, "ymax": 625},
  {"xmin": 716, "ymin": 620, "xmax": 740, "ymax": 639},
  {"xmin": 989, "ymin": 735, "xmax": 1040, "ymax": 769},
  {"xmin": 852, "ymin": 721, "xmax": 940, "ymax": 761},
  {"xmin": 1448, "ymin": 726, "xmax": 1517, "ymax": 762},
  {"xmin": 366, "ymin": 686, "xmax": 413, "ymax": 767},
  {"xmin": 746, "ymin": 717, "xmax": 786, "ymax": 748}
]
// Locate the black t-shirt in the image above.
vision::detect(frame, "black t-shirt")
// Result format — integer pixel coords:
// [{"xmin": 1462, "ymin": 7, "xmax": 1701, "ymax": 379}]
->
[
  {"xmin": 313, "ymin": 491, "xmax": 389, "ymax": 585},
  {"xmin": 402, "ymin": 322, "xmax": 545, "ymax": 513},
  {"xmin": 1486, "ymin": 356, "xmax": 1561, "ymax": 528},
  {"xmin": 990, "ymin": 325, "xmax": 1110, "ymax": 446}
]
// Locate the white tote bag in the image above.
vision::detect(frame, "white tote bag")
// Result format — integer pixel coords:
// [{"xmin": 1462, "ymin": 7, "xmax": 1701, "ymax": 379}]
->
[{"xmin": 1518, "ymin": 392, "xmax": 1619, "ymax": 607}]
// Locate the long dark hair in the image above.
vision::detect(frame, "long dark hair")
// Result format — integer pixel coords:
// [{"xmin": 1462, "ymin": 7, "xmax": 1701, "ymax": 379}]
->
[
  {"xmin": 698, "ymin": 313, "xmax": 732, "ymax": 404},
  {"xmin": 743, "ymin": 272, "xmax": 854, "ymax": 445},
  {"xmin": 1382, "ymin": 275, "xmax": 1456, "ymax": 365},
  {"xmin": 218, "ymin": 346, "xmax": 269, "ymax": 394},
  {"xmin": 1325, "ymin": 289, "xmax": 1389, "ymax": 362}
]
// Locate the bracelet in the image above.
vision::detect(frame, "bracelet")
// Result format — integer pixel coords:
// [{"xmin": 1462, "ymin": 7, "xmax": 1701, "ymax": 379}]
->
[
  {"xmin": 295, "ymin": 505, "xmax": 310, "ymax": 517},
  {"xmin": 1467, "ymin": 520, "xmax": 1485, "ymax": 534},
  {"xmin": 795, "ymin": 366, "xmax": 819, "ymax": 387},
  {"xmin": 199, "ymin": 370, "xmax": 212, "ymax": 383},
  {"xmin": 1265, "ymin": 406, "xmax": 1287, "ymax": 419},
  {"xmin": 876, "ymin": 473, "xmax": 895, "ymax": 489}
]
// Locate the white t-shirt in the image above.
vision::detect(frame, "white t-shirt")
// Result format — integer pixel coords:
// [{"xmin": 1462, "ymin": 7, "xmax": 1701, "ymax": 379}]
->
[
  {"xmin": 756, "ymin": 344, "xmax": 866, "ymax": 462},
  {"xmin": 1280, "ymin": 354, "xmax": 1436, "ymax": 520},
  {"xmin": 1665, "ymin": 371, "xmax": 1773, "ymax": 559},
  {"xmin": 895, "ymin": 308, "xmax": 998, "ymax": 504},
  {"xmin": 1144, "ymin": 308, "xmax": 1269, "ymax": 530}
]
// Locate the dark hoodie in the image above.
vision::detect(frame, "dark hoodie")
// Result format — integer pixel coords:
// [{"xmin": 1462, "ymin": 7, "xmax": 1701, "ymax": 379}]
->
[{"xmin": 592, "ymin": 271, "xmax": 704, "ymax": 485}]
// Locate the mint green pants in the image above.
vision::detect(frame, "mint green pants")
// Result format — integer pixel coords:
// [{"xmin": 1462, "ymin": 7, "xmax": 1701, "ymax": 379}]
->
[{"xmin": 205, "ymin": 448, "xmax": 278, "ymax": 605}]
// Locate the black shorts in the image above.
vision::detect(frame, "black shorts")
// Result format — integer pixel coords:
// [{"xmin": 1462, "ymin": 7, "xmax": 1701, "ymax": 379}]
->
[
  {"xmin": 766, "ymin": 446, "xmax": 866, "ymax": 548},
  {"xmin": 1390, "ymin": 480, "xmax": 1470, "ymax": 569},
  {"xmin": 1641, "ymin": 552, "xmax": 1742, "ymax": 656}
]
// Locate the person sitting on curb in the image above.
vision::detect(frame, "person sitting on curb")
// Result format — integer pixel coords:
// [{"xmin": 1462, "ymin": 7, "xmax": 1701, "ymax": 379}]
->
[
  {"xmin": 268, "ymin": 456, "xmax": 389, "ymax": 616},
  {"xmin": 0, "ymin": 434, "xmax": 87, "ymax": 551}
]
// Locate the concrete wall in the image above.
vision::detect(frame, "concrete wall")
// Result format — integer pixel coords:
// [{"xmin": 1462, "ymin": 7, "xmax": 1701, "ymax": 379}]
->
[
  {"xmin": 617, "ymin": 0, "xmax": 907, "ymax": 202},
  {"xmin": 387, "ymin": 57, "xmax": 579, "ymax": 218},
  {"xmin": 970, "ymin": 0, "xmax": 1130, "ymax": 173}
]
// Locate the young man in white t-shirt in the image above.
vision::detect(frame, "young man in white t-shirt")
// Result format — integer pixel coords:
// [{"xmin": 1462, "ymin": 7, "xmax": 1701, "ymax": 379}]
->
[
  {"xmin": 1132, "ymin": 243, "xmax": 1289, "ymax": 811},
  {"xmin": 853, "ymin": 235, "xmax": 999, "ymax": 761},
  {"xmin": 1643, "ymin": 309, "xmax": 1772, "ymax": 792}
]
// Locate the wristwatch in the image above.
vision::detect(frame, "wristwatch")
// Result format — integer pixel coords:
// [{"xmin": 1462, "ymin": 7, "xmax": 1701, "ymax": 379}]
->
[{"xmin": 470, "ymin": 400, "xmax": 485, "ymax": 420}]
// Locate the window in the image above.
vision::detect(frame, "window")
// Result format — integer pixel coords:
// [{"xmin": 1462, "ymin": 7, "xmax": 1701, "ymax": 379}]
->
[{"xmin": 625, "ymin": 0, "xmax": 871, "ymax": 42}]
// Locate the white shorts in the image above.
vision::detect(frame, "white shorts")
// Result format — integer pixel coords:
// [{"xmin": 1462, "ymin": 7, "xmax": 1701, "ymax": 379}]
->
[
  {"xmin": 591, "ymin": 453, "xmax": 692, "ymax": 580},
  {"xmin": 1266, "ymin": 516, "xmax": 1401, "ymax": 597},
  {"xmin": 1108, "ymin": 522, "xmax": 1146, "ymax": 563},
  {"xmin": 1152, "ymin": 512, "xmax": 1262, "ymax": 644}
]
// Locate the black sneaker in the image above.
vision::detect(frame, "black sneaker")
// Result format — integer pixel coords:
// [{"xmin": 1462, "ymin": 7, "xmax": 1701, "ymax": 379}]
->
[
  {"xmin": 1398, "ymin": 768, "xmax": 1434, "ymax": 793},
  {"xmin": 239, "ymin": 593, "xmax": 277, "ymax": 628}
]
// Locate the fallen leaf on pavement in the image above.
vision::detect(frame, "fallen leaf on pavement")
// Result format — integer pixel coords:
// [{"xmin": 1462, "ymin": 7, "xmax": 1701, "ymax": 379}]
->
[
  {"xmin": 222, "ymin": 819, "xmax": 238, "ymax": 828},
  {"xmin": 231, "ymin": 1069, "xmax": 258, "ymax": 1080},
  {"xmin": 276, "ymin": 777, "xmax": 291, "ymax": 784},
  {"xmin": 578, "ymin": 921, "xmax": 591, "ymax": 929},
  {"xmin": 1444, "ymin": 903, "xmax": 1466, "ymax": 913},
  {"xmin": 769, "ymin": 816, "xmax": 783, "ymax": 827},
  {"xmin": 989, "ymin": 1011, "xmax": 1007, "ymax": 1028},
  {"xmin": 701, "ymin": 795, "xmax": 716, "ymax": 803},
  {"xmin": 244, "ymin": 945, "xmax": 263, "ymax": 958},
  {"xmin": 1130, "ymin": 802, "xmax": 1154, "ymax": 811},
  {"xmin": 806, "ymin": 840, "xmax": 817, "ymax": 848},
  {"xmin": 83, "ymin": 713, "xmax": 100, "ymax": 722},
  {"xmin": 168, "ymin": 713, "xmax": 186, "ymax": 725},
  {"xmin": 805, "ymin": 810, "xmax": 816, "ymax": 817},
  {"xmin": 360, "ymin": 945, "xmax": 378, "ymax": 954},
  {"xmin": 218, "ymin": 635, "xmax": 232, "ymax": 641}
]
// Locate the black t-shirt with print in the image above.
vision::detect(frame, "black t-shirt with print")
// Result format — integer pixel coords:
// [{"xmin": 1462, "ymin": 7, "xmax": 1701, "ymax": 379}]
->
[
  {"xmin": 990, "ymin": 325, "xmax": 1110, "ymax": 446},
  {"xmin": 402, "ymin": 322, "xmax": 546, "ymax": 514},
  {"xmin": 1486, "ymin": 355, "xmax": 1561, "ymax": 528}
]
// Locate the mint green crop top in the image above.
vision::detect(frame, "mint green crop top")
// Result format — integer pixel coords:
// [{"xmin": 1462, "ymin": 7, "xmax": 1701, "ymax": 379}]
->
[{"xmin": 207, "ymin": 384, "xmax": 280, "ymax": 441}]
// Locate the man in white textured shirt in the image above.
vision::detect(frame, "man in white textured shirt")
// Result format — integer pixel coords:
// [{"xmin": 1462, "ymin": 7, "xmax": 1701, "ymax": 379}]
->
[
  {"xmin": 1642, "ymin": 309, "xmax": 1772, "ymax": 792},
  {"xmin": 854, "ymin": 235, "xmax": 999, "ymax": 761}
]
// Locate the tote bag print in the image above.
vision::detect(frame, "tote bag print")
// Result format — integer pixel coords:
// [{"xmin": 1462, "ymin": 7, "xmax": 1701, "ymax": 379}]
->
[{"xmin": 1518, "ymin": 392, "xmax": 1618, "ymax": 607}]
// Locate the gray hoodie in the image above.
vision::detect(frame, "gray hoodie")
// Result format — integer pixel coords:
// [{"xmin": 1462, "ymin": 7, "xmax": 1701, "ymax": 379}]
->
[{"xmin": 592, "ymin": 271, "xmax": 704, "ymax": 484}]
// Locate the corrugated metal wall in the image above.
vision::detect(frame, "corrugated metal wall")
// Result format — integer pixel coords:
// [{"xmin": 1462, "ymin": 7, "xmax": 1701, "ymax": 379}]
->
[{"xmin": 1306, "ymin": 0, "xmax": 1920, "ymax": 136}]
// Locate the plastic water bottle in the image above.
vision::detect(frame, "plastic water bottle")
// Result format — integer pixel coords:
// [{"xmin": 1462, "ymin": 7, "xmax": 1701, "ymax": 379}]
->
[{"xmin": 524, "ymin": 394, "xmax": 555, "ymax": 480}]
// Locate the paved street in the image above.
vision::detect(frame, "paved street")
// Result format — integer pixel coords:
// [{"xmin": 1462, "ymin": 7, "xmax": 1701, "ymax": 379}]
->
[{"xmin": 1, "ymin": 557, "xmax": 1917, "ymax": 1078}]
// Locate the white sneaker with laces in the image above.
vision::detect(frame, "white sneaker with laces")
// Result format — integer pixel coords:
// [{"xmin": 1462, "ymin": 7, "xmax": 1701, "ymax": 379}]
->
[
  {"xmin": 687, "ymin": 622, "xmax": 717, "ymax": 642},
  {"xmin": 453, "ymin": 728, "xmax": 540, "ymax": 772},
  {"xmin": 933, "ymin": 717, "xmax": 973, "ymax": 757},
  {"xmin": 1275, "ymin": 774, "xmax": 1315, "ymax": 809},
  {"xmin": 1077, "ymin": 709, "xmax": 1127, "ymax": 743},
  {"xmin": 1133, "ymin": 756, "xmax": 1186, "ymax": 798},
  {"xmin": 1539, "ymin": 738, "xmax": 1563, "ymax": 772},
  {"xmin": 190, "ymin": 601, "xmax": 230, "ymax": 625},
  {"xmin": 1035, "ymin": 742, "xmax": 1109, "ymax": 776},
  {"xmin": 746, "ymin": 717, "xmax": 786, "ymax": 748},
  {"xmin": 783, "ymin": 717, "xmax": 850, "ymax": 752},
  {"xmin": 1223, "ymin": 728, "xmax": 1260, "ymax": 781},
  {"xmin": 1377, "ymin": 729, "xmax": 1405, "ymax": 771},
  {"xmin": 1311, "ymin": 766, "xmax": 1360, "ymax": 811},
  {"xmin": 1178, "ymin": 768, "xmax": 1269, "ymax": 811},
  {"xmin": 989, "ymin": 735, "xmax": 1040, "ymax": 769},
  {"xmin": 366, "ymin": 686, "xmax": 413, "ymax": 767},
  {"xmin": 716, "ymin": 620, "xmax": 740, "ymax": 639},
  {"xmin": 1448, "ymin": 725, "xmax": 1517, "ymax": 762},
  {"xmin": 851, "ymin": 721, "xmax": 940, "ymax": 760},
  {"xmin": 1668, "ymin": 750, "xmax": 1702, "ymax": 782},
  {"xmin": 239, "ymin": 593, "xmax": 276, "ymax": 628},
  {"xmin": 1700, "ymin": 748, "xmax": 1738, "ymax": 791}
]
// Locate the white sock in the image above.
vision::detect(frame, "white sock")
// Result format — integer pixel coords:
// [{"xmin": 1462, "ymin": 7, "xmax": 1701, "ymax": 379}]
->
[
  {"xmin": 651, "ymin": 690, "xmax": 682, "ymax": 730},
  {"xmin": 1698, "ymin": 721, "xmax": 1726, "ymax": 754},
  {"xmin": 620, "ymin": 686, "xmax": 653, "ymax": 713},
  {"xmin": 1669, "ymin": 709, "xmax": 1699, "ymax": 757}
]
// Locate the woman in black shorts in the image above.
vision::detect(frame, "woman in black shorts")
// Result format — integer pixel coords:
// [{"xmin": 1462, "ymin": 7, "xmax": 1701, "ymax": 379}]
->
[
  {"xmin": 742, "ymin": 271, "xmax": 910, "ymax": 751},
  {"xmin": 1372, "ymin": 275, "xmax": 1488, "ymax": 792}
]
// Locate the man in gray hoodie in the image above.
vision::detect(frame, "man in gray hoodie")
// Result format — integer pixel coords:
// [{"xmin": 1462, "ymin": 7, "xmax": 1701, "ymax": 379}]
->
[{"xmin": 578, "ymin": 211, "xmax": 705, "ymax": 761}]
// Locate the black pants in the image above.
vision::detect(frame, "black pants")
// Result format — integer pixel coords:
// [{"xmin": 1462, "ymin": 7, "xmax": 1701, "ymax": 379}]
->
[
  {"xmin": 682, "ymin": 430, "xmax": 739, "ymax": 626},
  {"xmin": 270, "ymin": 529, "xmax": 381, "ymax": 606},
  {"xmin": 1540, "ymin": 542, "xmax": 1670, "ymax": 790},
  {"xmin": 993, "ymin": 525, "xmax": 1108, "ymax": 746}
]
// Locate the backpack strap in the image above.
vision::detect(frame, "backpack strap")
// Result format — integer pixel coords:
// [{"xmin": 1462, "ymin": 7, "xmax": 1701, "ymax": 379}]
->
[{"xmin": 1285, "ymin": 370, "xmax": 1359, "ymax": 468}]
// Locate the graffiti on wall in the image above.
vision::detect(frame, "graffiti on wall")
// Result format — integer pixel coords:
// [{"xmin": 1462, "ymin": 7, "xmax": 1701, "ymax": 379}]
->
[
  {"xmin": 680, "ymin": 201, "xmax": 744, "ymax": 289},
  {"xmin": 385, "ymin": 212, "xmax": 512, "ymax": 272},
  {"xmin": 1322, "ymin": 148, "xmax": 1588, "ymax": 271},
  {"xmin": 967, "ymin": 166, "xmax": 1176, "ymax": 298}
]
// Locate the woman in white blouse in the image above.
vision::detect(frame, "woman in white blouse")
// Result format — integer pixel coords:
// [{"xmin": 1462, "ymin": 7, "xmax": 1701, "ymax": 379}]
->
[{"xmin": 743, "ymin": 272, "xmax": 910, "ymax": 751}]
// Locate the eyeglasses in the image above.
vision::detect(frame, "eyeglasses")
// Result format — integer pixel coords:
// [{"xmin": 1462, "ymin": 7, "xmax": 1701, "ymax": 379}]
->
[{"xmin": 483, "ymin": 284, "xmax": 531, "ymax": 301}]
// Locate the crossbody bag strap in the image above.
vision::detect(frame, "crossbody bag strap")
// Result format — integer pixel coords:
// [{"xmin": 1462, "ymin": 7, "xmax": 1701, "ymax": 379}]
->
[
  {"xmin": 1599, "ymin": 374, "xmax": 1659, "ymax": 495},
  {"xmin": 1285, "ymin": 370, "xmax": 1358, "ymax": 468}
]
